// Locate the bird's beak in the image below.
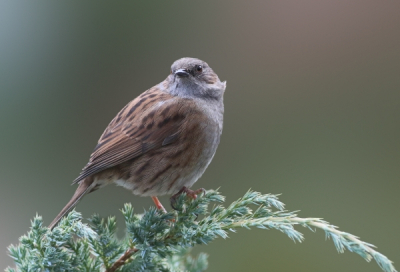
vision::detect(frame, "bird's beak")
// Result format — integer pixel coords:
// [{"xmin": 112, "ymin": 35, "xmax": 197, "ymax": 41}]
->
[{"xmin": 174, "ymin": 68, "xmax": 190, "ymax": 77}]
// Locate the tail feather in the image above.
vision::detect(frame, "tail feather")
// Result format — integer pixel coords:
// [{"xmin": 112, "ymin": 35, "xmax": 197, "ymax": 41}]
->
[{"xmin": 49, "ymin": 178, "xmax": 95, "ymax": 230}]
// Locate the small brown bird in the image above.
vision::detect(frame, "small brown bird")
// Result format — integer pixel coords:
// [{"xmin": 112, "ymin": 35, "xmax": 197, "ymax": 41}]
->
[{"xmin": 49, "ymin": 58, "xmax": 226, "ymax": 229}]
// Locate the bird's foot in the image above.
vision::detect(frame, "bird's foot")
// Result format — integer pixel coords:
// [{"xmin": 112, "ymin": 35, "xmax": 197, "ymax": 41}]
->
[{"xmin": 170, "ymin": 186, "xmax": 206, "ymax": 210}]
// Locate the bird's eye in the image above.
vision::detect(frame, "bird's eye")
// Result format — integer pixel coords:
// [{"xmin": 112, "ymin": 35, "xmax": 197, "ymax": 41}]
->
[{"xmin": 195, "ymin": 65, "xmax": 203, "ymax": 73}]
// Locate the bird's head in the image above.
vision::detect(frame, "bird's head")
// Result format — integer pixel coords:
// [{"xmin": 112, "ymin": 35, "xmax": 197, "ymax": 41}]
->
[{"xmin": 167, "ymin": 57, "xmax": 226, "ymax": 101}]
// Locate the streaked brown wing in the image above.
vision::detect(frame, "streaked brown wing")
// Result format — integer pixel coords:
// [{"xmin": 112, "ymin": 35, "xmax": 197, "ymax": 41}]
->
[{"xmin": 72, "ymin": 87, "xmax": 187, "ymax": 184}]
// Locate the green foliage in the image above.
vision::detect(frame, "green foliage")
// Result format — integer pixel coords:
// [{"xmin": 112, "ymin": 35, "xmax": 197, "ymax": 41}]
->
[{"xmin": 7, "ymin": 190, "xmax": 397, "ymax": 272}]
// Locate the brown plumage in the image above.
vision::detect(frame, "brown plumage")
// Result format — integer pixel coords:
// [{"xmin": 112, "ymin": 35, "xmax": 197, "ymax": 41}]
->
[{"xmin": 49, "ymin": 58, "xmax": 226, "ymax": 229}]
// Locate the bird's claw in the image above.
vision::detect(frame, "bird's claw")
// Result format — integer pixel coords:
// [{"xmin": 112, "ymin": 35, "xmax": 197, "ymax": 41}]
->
[{"xmin": 170, "ymin": 186, "xmax": 206, "ymax": 210}]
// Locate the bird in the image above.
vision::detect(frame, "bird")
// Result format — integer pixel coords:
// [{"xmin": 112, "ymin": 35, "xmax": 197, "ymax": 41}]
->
[{"xmin": 49, "ymin": 57, "xmax": 226, "ymax": 230}]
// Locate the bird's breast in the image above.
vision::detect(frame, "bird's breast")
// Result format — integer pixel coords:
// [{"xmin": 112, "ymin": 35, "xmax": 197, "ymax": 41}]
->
[{"xmin": 111, "ymin": 98, "xmax": 223, "ymax": 196}]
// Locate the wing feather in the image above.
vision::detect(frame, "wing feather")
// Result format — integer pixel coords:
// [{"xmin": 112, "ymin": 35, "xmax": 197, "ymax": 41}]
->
[{"xmin": 73, "ymin": 88, "xmax": 189, "ymax": 184}]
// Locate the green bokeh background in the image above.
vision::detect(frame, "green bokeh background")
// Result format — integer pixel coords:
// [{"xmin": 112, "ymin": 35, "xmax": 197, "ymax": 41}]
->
[{"xmin": 1, "ymin": 1, "xmax": 399, "ymax": 271}]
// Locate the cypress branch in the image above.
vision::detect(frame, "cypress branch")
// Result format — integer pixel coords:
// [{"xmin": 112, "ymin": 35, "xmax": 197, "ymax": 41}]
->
[{"xmin": 6, "ymin": 190, "xmax": 397, "ymax": 272}]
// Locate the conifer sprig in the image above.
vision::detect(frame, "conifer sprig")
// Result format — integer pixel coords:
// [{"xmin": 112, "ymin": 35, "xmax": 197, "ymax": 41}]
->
[{"xmin": 6, "ymin": 190, "xmax": 397, "ymax": 272}]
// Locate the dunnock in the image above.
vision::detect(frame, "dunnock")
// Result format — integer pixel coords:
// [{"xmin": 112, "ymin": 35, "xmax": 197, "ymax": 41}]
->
[{"xmin": 49, "ymin": 58, "xmax": 226, "ymax": 229}]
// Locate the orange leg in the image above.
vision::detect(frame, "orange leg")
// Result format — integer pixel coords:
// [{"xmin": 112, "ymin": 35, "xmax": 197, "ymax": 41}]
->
[{"xmin": 151, "ymin": 196, "xmax": 167, "ymax": 213}]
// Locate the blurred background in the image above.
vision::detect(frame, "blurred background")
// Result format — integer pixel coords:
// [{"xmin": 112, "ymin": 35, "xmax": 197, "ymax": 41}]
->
[{"xmin": 1, "ymin": 1, "xmax": 399, "ymax": 271}]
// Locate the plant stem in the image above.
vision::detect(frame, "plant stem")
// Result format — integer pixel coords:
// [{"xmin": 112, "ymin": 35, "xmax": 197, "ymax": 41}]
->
[{"xmin": 106, "ymin": 247, "xmax": 139, "ymax": 272}]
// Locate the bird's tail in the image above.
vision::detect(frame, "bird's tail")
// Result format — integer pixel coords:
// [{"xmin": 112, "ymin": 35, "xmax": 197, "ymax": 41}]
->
[{"xmin": 49, "ymin": 177, "xmax": 95, "ymax": 230}]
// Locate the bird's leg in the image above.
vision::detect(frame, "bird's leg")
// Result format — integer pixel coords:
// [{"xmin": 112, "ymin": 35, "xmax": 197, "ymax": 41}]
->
[
  {"xmin": 151, "ymin": 196, "xmax": 167, "ymax": 213},
  {"xmin": 170, "ymin": 186, "xmax": 206, "ymax": 210}
]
